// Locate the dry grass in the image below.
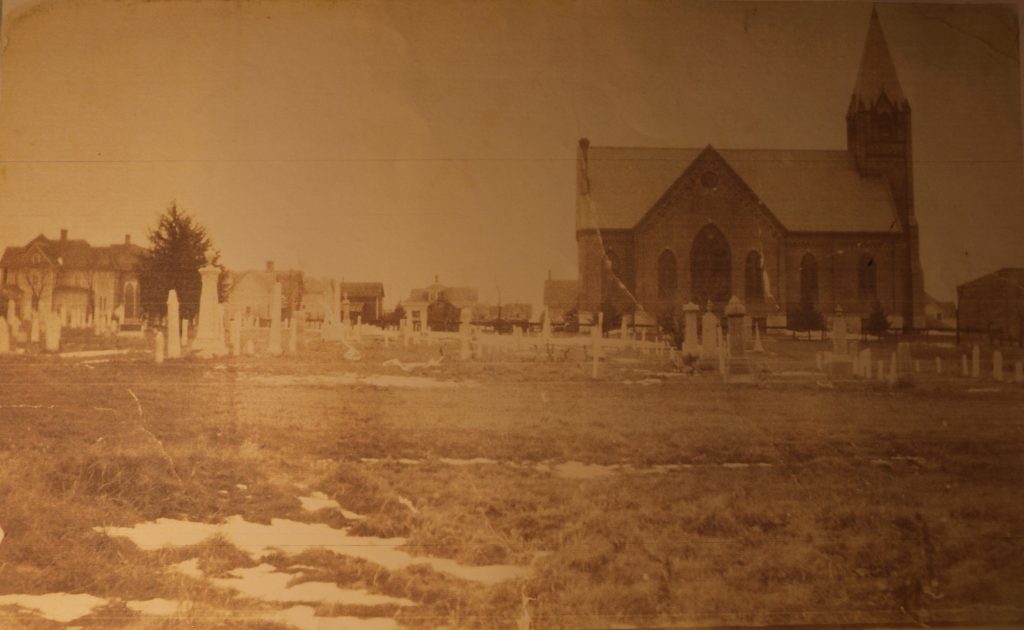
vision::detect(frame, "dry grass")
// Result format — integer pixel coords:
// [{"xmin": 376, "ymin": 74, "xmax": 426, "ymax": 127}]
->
[{"xmin": 0, "ymin": 332, "xmax": 1022, "ymax": 628}]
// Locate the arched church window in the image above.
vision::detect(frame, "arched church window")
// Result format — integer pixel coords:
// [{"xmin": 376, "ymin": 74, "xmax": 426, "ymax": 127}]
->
[
  {"xmin": 657, "ymin": 249, "xmax": 678, "ymax": 299},
  {"xmin": 799, "ymin": 253, "xmax": 819, "ymax": 306},
  {"xmin": 858, "ymin": 253, "xmax": 877, "ymax": 300},
  {"xmin": 691, "ymin": 224, "xmax": 731, "ymax": 307},
  {"xmin": 123, "ymin": 282, "xmax": 138, "ymax": 320},
  {"xmin": 745, "ymin": 251, "xmax": 765, "ymax": 302}
]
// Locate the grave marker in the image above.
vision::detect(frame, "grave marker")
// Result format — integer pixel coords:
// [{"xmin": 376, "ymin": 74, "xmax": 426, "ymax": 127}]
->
[{"xmin": 167, "ymin": 290, "xmax": 181, "ymax": 359}]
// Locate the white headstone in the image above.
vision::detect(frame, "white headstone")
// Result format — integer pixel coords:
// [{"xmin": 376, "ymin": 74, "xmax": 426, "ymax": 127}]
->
[
  {"xmin": 682, "ymin": 302, "xmax": 700, "ymax": 356},
  {"xmin": 191, "ymin": 266, "xmax": 227, "ymax": 356},
  {"xmin": 992, "ymin": 349, "xmax": 1004, "ymax": 381},
  {"xmin": 167, "ymin": 290, "xmax": 181, "ymax": 359},
  {"xmin": 181, "ymin": 318, "xmax": 190, "ymax": 348},
  {"xmin": 30, "ymin": 313, "xmax": 40, "ymax": 344},
  {"xmin": 268, "ymin": 282, "xmax": 283, "ymax": 355},
  {"xmin": 230, "ymin": 312, "xmax": 241, "ymax": 356},
  {"xmin": 700, "ymin": 308, "xmax": 719, "ymax": 360},
  {"xmin": 44, "ymin": 311, "xmax": 61, "ymax": 352}
]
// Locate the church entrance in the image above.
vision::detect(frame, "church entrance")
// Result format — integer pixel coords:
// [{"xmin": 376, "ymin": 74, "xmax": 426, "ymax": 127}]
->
[{"xmin": 690, "ymin": 224, "xmax": 731, "ymax": 308}]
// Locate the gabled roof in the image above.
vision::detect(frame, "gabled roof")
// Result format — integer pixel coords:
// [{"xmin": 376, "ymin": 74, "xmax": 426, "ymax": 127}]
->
[
  {"xmin": 957, "ymin": 268, "xmax": 1024, "ymax": 292},
  {"xmin": 851, "ymin": 8, "xmax": 907, "ymax": 110},
  {"xmin": 578, "ymin": 145, "xmax": 900, "ymax": 233},
  {"xmin": 1, "ymin": 234, "xmax": 144, "ymax": 271},
  {"xmin": 338, "ymin": 282, "xmax": 384, "ymax": 299}
]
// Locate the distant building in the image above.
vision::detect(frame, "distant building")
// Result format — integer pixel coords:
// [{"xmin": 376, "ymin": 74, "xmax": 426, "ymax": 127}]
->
[
  {"xmin": 957, "ymin": 268, "xmax": 1024, "ymax": 345},
  {"xmin": 471, "ymin": 302, "xmax": 533, "ymax": 323},
  {"xmin": 543, "ymin": 274, "xmax": 580, "ymax": 323},
  {"xmin": 574, "ymin": 10, "xmax": 926, "ymax": 330},
  {"xmin": 924, "ymin": 293, "xmax": 956, "ymax": 331},
  {"xmin": 0, "ymin": 229, "xmax": 144, "ymax": 325},
  {"xmin": 226, "ymin": 261, "xmax": 303, "ymax": 321},
  {"xmin": 401, "ymin": 276, "xmax": 479, "ymax": 331},
  {"xmin": 338, "ymin": 282, "xmax": 385, "ymax": 323}
]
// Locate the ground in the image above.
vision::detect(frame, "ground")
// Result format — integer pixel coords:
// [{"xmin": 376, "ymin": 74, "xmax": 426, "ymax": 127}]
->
[{"xmin": 0, "ymin": 328, "xmax": 1021, "ymax": 629}]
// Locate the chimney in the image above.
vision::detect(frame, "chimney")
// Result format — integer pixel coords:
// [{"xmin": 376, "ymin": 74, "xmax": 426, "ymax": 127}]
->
[
  {"xmin": 60, "ymin": 228, "xmax": 68, "ymax": 241},
  {"xmin": 124, "ymin": 234, "xmax": 131, "ymax": 245},
  {"xmin": 266, "ymin": 260, "xmax": 275, "ymax": 272}
]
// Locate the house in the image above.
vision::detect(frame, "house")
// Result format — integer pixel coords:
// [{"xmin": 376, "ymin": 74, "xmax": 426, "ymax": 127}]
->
[
  {"xmin": 338, "ymin": 282, "xmax": 385, "ymax": 323},
  {"xmin": 0, "ymin": 229, "xmax": 144, "ymax": 326},
  {"xmin": 924, "ymin": 293, "xmax": 956, "ymax": 331},
  {"xmin": 956, "ymin": 268, "xmax": 1024, "ymax": 345},
  {"xmin": 225, "ymin": 261, "xmax": 303, "ymax": 322},
  {"xmin": 401, "ymin": 276, "xmax": 479, "ymax": 331},
  {"xmin": 543, "ymin": 273, "xmax": 580, "ymax": 323},
  {"xmin": 574, "ymin": 10, "xmax": 926, "ymax": 331}
]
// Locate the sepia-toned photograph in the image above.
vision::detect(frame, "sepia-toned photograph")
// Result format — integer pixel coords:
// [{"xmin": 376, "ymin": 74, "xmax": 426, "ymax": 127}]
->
[{"xmin": 0, "ymin": 0, "xmax": 1022, "ymax": 628}]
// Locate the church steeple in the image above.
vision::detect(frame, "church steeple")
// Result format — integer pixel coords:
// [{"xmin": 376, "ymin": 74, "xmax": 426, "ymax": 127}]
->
[
  {"xmin": 850, "ymin": 7, "xmax": 907, "ymax": 113},
  {"xmin": 846, "ymin": 6, "xmax": 913, "ymax": 222}
]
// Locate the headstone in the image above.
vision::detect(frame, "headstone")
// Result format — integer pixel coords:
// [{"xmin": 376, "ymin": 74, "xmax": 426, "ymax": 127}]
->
[
  {"xmin": 700, "ymin": 307, "xmax": 719, "ymax": 360},
  {"xmin": 154, "ymin": 331, "xmax": 165, "ymax": 364},
  {"xmin": 724, "ymin": 296, "xmax": 746, "ymax": 356},
  {"xmin": 341, "ymin": 293, "xmax": 351, "ymax": 333},
  {"xmin": 44, "ymin": 311, "xmax": 61, "ymax": 352},
  {"xmin": 181, "ymin": 319, "xmax": 190, "ymax": 348},
  {"xmin": 752, "ymin": 324, "xmax": 764, "ymax": 353},
  {"xmin": 191, "ymin": 265, "xmax": 227, "ymax": 356},
  {"xmin": 167, "ymin": 290, "xmax": 181, "ymax": 359},
  {"xmin": 971, "ymin": 344, "xmax": 980, "ymax": 378},
  {"xmin": 682, "ymin": 302, "xmax": 699, "ymax": 356},
  {"xmin": 992, "ymin": 349, "xmax": 1003, "ymax": 382},
  {"xmin": 860, "ymin": 348, "xmax": 871, "ymax": 378},
  {"xmin": 0, "ymin": 317, "xmax": 9, "ymax": 354},
  {"xmin": 831, "ymin": 307, "xmax": 847, "ymax": 355},
  {"xmin": 230, "ymin": 312, "xmax": 242, "ymax": 356},
  {"xmin": 459, "ymin": 307, "xmax": 473, "ymax": 360},
  {"xmin": 716, "ymin": 325, "xmax": 727, "ymax": 376},
  {"xmin": 268, "ymin": 282, "xmax": 283, "ymax": 355},
  {"xmin": 30, "ymin": 313, "xmax": 40, "ymax": 344}
]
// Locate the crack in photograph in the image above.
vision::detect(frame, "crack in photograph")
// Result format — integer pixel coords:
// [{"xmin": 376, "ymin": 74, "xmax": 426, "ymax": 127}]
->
[{"xmin": 0, "ymin": 1, "xmax": 1022, "ymax": 628}]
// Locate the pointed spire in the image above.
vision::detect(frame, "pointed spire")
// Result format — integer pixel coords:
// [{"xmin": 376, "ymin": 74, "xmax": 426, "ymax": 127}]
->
[{"xmin": 852, "ymin": 7, "xmax": 906, "ymax": 109}]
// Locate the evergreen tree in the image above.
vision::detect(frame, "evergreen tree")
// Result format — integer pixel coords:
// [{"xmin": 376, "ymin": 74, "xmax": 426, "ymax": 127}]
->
[{"xmin": 138, "ymin": 203, "xmax": 225, "ymax": 321}]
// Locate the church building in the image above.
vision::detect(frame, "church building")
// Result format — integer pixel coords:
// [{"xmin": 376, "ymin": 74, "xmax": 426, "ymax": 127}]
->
[{"xmin": 575, "ymin": 10, "xmax": 926, "ymax": 331}]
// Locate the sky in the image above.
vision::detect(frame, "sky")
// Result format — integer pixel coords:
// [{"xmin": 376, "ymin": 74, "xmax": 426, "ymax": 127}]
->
[{"xmin": 0, "ymin": 0, "xmax": 1022, "ymax": 309}]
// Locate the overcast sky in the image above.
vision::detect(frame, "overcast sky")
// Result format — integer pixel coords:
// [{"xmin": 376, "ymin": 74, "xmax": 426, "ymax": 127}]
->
[{"xmin": 0, "ymin": 0, "xmax": 1021, "ymax": 308}]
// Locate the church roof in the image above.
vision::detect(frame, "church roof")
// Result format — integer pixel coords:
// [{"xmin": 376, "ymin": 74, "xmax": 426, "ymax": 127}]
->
[
  {"xmin": 851, "ymin": 8, "xmax": 906, "ymax": 109},
  {"xmin": 578, "ymin": 145, "xmax": 900, "ymax": 234}
]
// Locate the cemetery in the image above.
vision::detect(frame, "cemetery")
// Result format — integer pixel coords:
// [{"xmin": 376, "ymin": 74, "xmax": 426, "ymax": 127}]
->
[{"xmin": 0, "ymin": 272, "xmax": 1022, "ymax": 629}]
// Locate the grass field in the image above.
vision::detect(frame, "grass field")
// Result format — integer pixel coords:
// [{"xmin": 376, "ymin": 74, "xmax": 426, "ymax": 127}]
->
[{"xmin": 0, "ymin": 330, "xmax": 1022, "ymax": 629}]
